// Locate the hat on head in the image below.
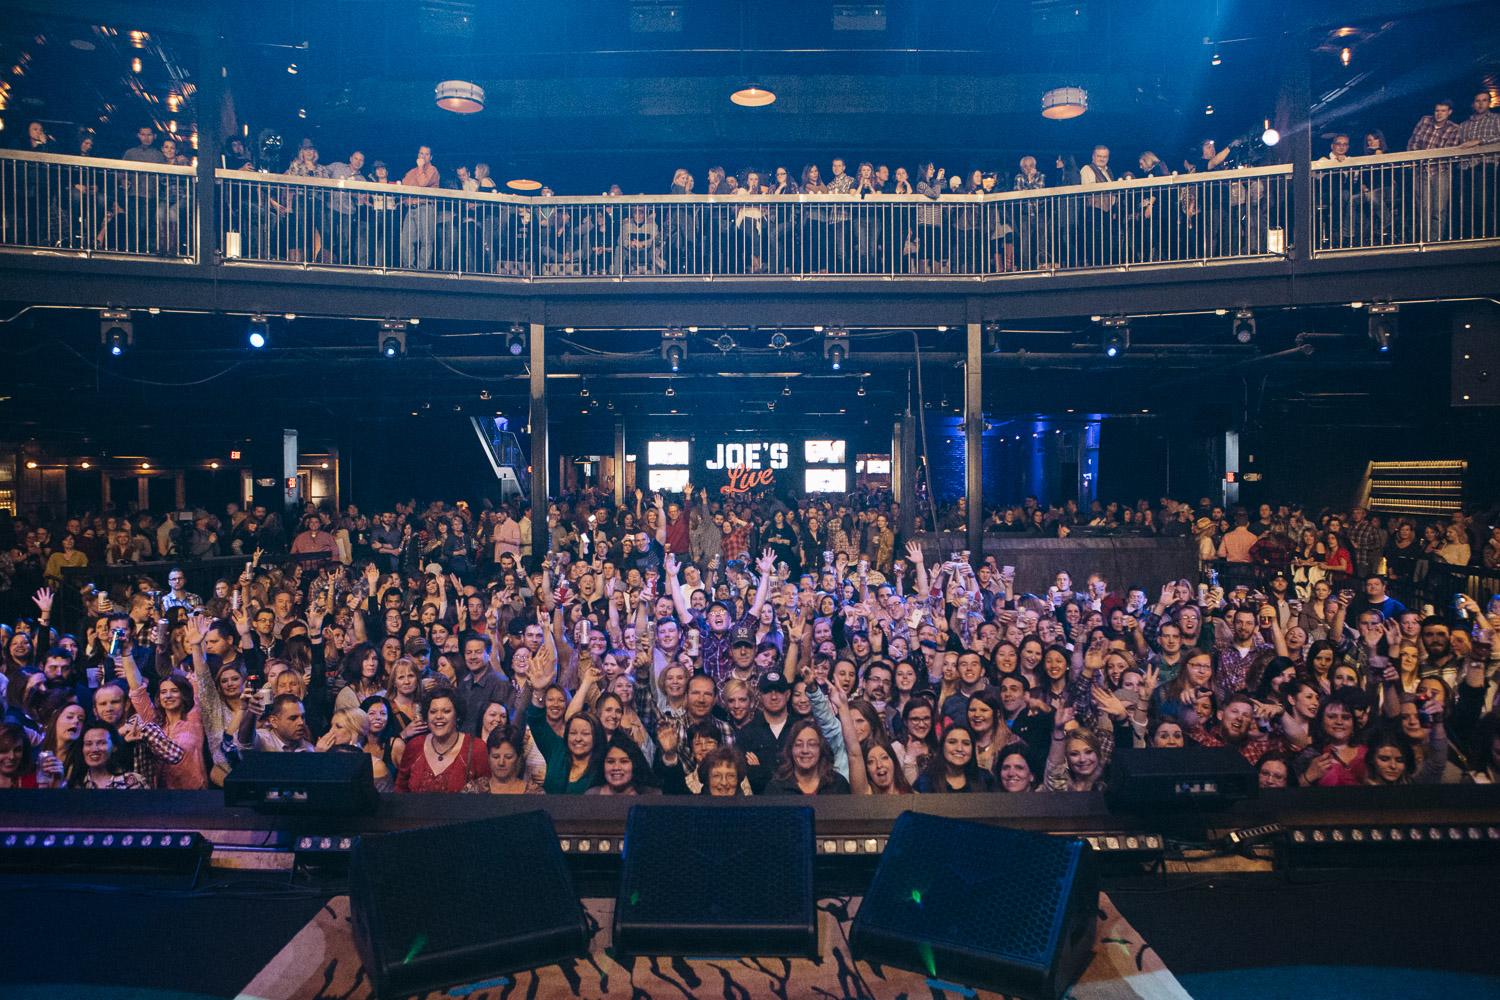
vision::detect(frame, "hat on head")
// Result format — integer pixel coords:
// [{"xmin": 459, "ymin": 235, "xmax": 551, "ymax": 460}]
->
[
  {"xmin": 299, "ymin": 137, "xmax": 316, "ymax": 150},
  {"xmin": 758, "ymin": 671, "xmax": 791, "ymax": 694},
  {"xmin": 1194, "ymin": 517, "xmax": 1213, "ymax": 531},
  {"xmin": 731, "ymin": 624, "xmax": 756, "ymax": 647},
  {"xmin": 708, "ymin": 599, "xmax": 731, "ymax": 614}
]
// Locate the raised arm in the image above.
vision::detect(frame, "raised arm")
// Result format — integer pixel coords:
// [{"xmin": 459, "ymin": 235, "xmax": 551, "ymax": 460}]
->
[
  {"xmin": 663, "ymin": 552, "xmax": 692, "ymax": 623},
  {"xmin": 749, "ymin": 548, "xmax": 776, "ymax": 618},
  {"xmin": 566, "ymin": 658, "xmax": 601, "ymax": 721},
  {"xmin": 831, "ymin": 683, "xmax": 867, "ymax": 793},
  {"xmin": 905, "ymin": 541, "xmax": 930, "ymax": 600},
  {"xmin": 806, "ymin": 676, "xmax": 849, "ymax": 780}
]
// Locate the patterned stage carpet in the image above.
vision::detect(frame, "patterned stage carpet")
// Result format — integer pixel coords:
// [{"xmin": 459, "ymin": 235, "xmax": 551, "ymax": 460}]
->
[{"xmin": 236, "ymin": 893, "xmax": 1193, "ymax": 1000}]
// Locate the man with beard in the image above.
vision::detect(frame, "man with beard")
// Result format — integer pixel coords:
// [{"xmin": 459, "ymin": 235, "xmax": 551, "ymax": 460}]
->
[
  {"xmin": 670, "ymin": 548, "xmax": 775, "ymax": 682},
  {"xmin": 1419, "ymin": 618, "xmax": 1460, "ymax": 687},
  {"xmin": 1187, "ymin": 692, "xmax": 1291, "ymax": 765},
  {"xmin": 1216, "ymin": 607, "xmax": 1275, "ymax": 692}
]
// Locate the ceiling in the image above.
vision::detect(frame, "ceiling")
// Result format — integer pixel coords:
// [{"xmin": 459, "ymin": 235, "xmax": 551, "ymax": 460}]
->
[
  {"xmin": 3, "ymin": 0, "xmax": 1496, "ymax": 192},
  {"xmin": 0, "ymin": 300, "xmax": 1473, "ymax": 460}
]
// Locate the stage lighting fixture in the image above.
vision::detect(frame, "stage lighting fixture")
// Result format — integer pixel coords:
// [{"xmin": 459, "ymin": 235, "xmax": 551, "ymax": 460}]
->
[
  {"xmin": 1232, "ymin": 309, "xmax": 1256, "ymax": 344},
  {"xmin": 1100, "ymin": 316, "xmax": 1128, "ymax": 358},
  {"xmin": 100, "ymin": 309, "xmax": 132, "ymax": 355},
  {"xmin": 379, "ymin": 321, "xmax": 407, "ymax": 358},
  {"xmin": 769, "ymin": 329, "xmax": 789, "ymax": 350},
  {"xmin": 857, "ymin": 379, "xmax": 867, "ymax": 396},
  {"xmin": 1368, "ymin": 303, "xmax": 1398, "ymax": 352},
  {"xmin": 247, "ymin": 314, "xmax": 269, "ymax": 349},
  {"xmin": 504, "ymin": 324, "xmax": 528, "ymax": 356},
  {"xmin": 1261, "ymin": 119, "xmax": 1280, "ymax": 146},
  {"xmin": 661, "ymin": 327, "xmax": 687, "ymax": 371},
  {"xmin": 823, "ymin": 328, "xmax": 849, "ymax": 370},
  {"xmin": 715, "ymin": 333, "xmax": 737, "ymax": 352},
  {"xmin": 665, "ymin": 385, "xmax": 676, "ymax": 397}
]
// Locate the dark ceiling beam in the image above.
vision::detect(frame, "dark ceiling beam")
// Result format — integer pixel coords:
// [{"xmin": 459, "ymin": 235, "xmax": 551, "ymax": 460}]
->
[
  {"xmin": 1, "ymin": 245, "xmax": 1496, "ymax": 327},
  {"xmin": 0, "ymin": 0, "xmax": 217, "ymax": 37}
]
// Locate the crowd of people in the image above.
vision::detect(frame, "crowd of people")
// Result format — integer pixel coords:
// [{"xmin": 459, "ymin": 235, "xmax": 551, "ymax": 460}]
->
[
  {"xmin": 2, "ymin": 484, "xmax": 1497, "ymax": 797},
  {"xmin": 7, "ymin": 88, "xmax": 1496, "ymax": 270}
]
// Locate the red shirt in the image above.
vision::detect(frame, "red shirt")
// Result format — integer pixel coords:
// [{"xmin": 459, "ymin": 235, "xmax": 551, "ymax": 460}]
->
[{"xmin": 394, "ymin": 733, "xmax": 487, "ymax": 793}]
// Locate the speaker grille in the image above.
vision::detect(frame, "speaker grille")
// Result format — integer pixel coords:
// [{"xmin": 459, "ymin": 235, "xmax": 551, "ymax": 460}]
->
[
  {"xmin": 859, "ymin": 812, "xmax": 1078, "ymax": 969},
  {"xmin": 621, "ymin": 805, "xmax": 813, "ymax": 924},
  {"xmin": 350, "ymin": 813, "xmax": 583, "ymax": 981}
]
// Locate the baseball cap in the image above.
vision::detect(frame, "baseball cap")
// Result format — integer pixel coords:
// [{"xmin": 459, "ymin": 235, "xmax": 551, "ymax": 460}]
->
[
  {"xmin": 758, "ymin": 671, "xmax": 791, "ymax": 693},
  {"xmin": 708, "ymin": 599, "xmax": 731, "ymax": 614},
  {"xmin": 731, "ymin": 624, "xmax": 756, "ymax": 647}
]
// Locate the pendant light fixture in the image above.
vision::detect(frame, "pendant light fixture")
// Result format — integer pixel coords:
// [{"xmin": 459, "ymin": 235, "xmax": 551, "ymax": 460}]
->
[
  {"xmin": 729, "ymin": 4, "xmax": 772, "ymax": 107},
  {"xmin": 435, "ymin": 80, "xmax": 485, "ymax": 114},
  {"xmin": 1040, "ymin": 86, "xmax": 1088, "ymax": 120},
  {"xmin": 730, "ymin": 85, "xmax": 775, "ymax": 107}
]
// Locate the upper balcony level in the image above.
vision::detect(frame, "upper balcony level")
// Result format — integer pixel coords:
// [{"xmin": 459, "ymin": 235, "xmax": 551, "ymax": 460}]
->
[{"xmin": 2, "ymin": 143, "xmax": 1499, "ymax": 327}]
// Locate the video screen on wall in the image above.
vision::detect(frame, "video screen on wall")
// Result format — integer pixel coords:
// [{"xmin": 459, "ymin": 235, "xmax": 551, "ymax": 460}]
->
[
  {"xmin": 804, "ymin": 439, "xmax": 846, "ymax": 464},
  {"xmin": 648, "ymin": 469, "xmax": 691, "ymax": 491},
  {"xmin": 804, "ymin": 469, "xmax": 848, "ymax": 493},
  {"xmin": 648, "ymin": 440, "xmax": 690, "ymax": 466}
]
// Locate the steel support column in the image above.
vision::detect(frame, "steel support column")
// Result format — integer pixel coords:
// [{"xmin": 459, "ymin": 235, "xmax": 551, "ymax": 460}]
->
[
  {"xmin": 965, "ymin": 321, "xmax": 983, "ymax": 561},
  {"xmin": 1286, "ymin": 28, "xmax": 1313, "ymax": 262},
  {"xmin": 529, "ymin": 322, "xmax": 548, "ymax": 563},
  {"xmin": 898, "ymin": 380, "xmax": 918, "ymax": 544},
  {"xmin": 194, "ymin": 27, "xmax": 222, "ymax": 269},
  {"xmin": 614, "ymin": 420, "xmax": 626, "ymax": 508}
]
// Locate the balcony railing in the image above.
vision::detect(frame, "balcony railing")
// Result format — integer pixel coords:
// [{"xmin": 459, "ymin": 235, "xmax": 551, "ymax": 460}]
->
[
  {"xmin": 213, "ymin": 164, "xmax": 1292, "ymax": 278},
  {"xmin": 3, "ymin": 146, "xmax": 1498, "ymax": 279},
  {"xmin": 1310, "ymin": 142, "xmax": 1500, "ymax": 253},
  {"xmin": 0, "ymin": 149, "xmax": 198, "ymax": 258}
]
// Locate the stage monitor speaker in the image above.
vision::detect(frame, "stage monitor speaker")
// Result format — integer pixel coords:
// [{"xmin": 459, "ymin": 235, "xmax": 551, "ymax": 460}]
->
[
  {"xmin": 1453, "ymin": 305, "xmax": 1500, "ymax": 407},
  {"xmin": 1105, "ymin": 745, "xmax": 1257, "ymax": 808},
  {"xmin": 223, "ymin": 750, "xmax": 378, "ymax": 814},
  {"xmin": 614, "ymin": 804, "xmax": 817, "ymax": 959},
  {"xmin": 350, "ymin": 813, "xmax": 588, "ymax": 999},
  {"xmin": 850, "ymin": 813, "xmax": 1098, "ymax": 1000}
]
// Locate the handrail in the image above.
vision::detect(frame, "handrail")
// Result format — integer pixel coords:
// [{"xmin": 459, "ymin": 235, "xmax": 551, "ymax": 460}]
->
[
  {"xmin": 1309, "ymin": 141, "xmax": 1500, "ymax": 170},
  {"xmin": 207, "ymin": 160, "xmax": 1295, "ymax": 205},
  {"xmin": 0, "ymin": 147, "xmax": 198, "ymax": 175}
]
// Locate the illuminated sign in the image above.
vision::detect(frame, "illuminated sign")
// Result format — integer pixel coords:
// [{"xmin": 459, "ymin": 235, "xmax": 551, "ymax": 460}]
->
[{"xmin": 705, "ymin": 442, "xmax": 789, "ymax": 471}]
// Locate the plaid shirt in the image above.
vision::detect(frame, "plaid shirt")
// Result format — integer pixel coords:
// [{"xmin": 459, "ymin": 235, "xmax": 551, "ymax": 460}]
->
[
  {"xmin": 723, "ymin": 522, "xmax": 751, "ymax": 563},
  {"xmin": 1188, "ymin": 723, "xmax": 1294, "ymax": 766},
  {"xmin": 1407, "ymin": 116, "xmax": 1462, "ymax": 151},
  {"xmin": 1345, "ymin": 519, "xmax": 1384, "ymax": 558},
  {"xmin": 1214, "ymin": 635, "xmax": 1274, "ymax": 692},
  {"xmin": 699, "ymin": 612, "xmax": 751, "ymax": 682},
  {"xmin": 1459, "ymin": 111, "xmax": 1500, "ymax": 145}
]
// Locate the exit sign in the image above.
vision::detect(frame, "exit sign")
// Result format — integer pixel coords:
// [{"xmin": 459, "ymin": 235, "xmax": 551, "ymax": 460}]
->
[
  {"xmin": 1225, "ymin": 472, "xmax": 1237, "ymax": 483},
  {"xmin": 229, "ymin": 450, "xmax": 242, "ymax": 461}
]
